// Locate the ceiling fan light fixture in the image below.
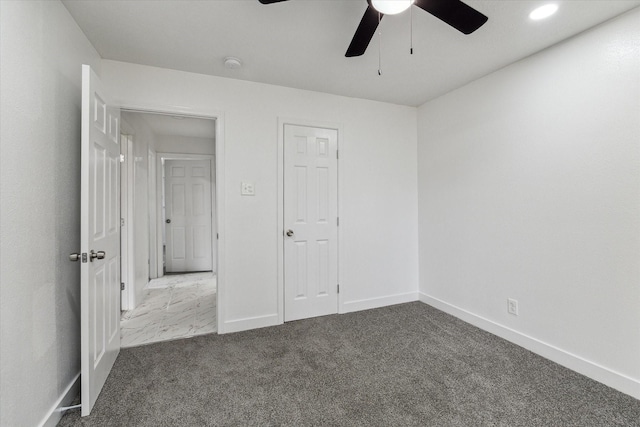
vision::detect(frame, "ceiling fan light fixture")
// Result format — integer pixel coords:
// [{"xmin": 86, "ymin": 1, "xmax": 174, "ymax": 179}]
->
[
  {"xmin": 371, "ymin": 0, "xmax": 413, "ymax": 15},
  {"xmin": 529, "ymin": 4, "xmax": 558, "ymax": 20}
]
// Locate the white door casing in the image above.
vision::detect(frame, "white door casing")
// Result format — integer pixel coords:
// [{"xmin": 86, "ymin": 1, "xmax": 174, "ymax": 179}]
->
[
  {"xmin": 148, "ymin": 148, "xmax": 158, "ymax": 279},
  {"xmin": 165, "ymin": 159, "xmax": 213, "ymax": 272},
  {"xmin": 120, "ymin": 134, "xmax": 135, "ymax": 311},
  {"xmin": 80, "ymin": 65, "xmax": 121, "ymax": 416},
  {"xmin": 120, "ymin": 135, "xmax": 129, "ymax": 310},
  {"xmin": 284, "ymin": 124, "xmax": 338, "ymax": 321}
]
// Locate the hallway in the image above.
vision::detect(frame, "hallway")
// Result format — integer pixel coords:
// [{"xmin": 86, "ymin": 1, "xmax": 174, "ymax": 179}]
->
[{"xmin": 121, "ymin": 272, "xmax": 216, "ymax": 347}]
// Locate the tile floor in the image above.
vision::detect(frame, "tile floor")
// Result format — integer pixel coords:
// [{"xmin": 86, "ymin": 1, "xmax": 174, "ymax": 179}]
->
[{"xmin": 121, "ymin": 272, "xmax": 217, "ymax": 348}]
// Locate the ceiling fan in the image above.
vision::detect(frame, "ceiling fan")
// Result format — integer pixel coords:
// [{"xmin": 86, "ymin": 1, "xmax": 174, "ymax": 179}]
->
[{"xmin": 258, "ymin": 0, "xmax": 488, "ymax": 57}]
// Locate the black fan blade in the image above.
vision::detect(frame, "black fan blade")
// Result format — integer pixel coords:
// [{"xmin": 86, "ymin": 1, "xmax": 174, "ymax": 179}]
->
[
  {"xmin": 258, "ymin": 0, "xmax": 289, "ymax": 4},
  {"xmin": 414, "ymin": 0, "xmax": 487, "ymax": 34},
  {"xmin": 345, "ymin": 5, "xmax": 382, "ymax": 57}
]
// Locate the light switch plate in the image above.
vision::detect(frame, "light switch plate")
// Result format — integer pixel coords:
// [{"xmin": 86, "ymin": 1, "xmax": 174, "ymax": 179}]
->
[{"xmin": 241, "ymin": 181, "xmax": 255, "ymax": 196}]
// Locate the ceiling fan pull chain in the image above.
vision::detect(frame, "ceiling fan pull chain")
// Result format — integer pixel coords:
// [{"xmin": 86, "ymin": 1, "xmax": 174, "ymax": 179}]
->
[{"xmin": 378, "ymin": 12, "xmax": 382, "ymax": 75}]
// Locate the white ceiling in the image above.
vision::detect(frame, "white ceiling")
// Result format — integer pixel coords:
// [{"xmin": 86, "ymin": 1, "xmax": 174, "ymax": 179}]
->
[
  {"xmin": 124, "ymin": 111, "xmax": 216, "ymax": 139},
  {"xmin": 63, "ymin": 0, "xmax": 640, "ymax": 107}
]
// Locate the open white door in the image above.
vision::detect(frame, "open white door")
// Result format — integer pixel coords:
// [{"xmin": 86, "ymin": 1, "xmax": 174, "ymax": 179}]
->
[
  {"xmin": 80, "ymin": 64, "xmax": 121, "ymax": 416},
  {"xmin": 284, "ymin": 124, "xmax": 338, "ymax": 321}
]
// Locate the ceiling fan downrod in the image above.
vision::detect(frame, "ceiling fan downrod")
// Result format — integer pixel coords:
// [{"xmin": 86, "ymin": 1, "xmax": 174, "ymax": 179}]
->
[
  {"xmin": 378, "ymin": 12, "xmax": 382, "ymax": 76},
  {"xmin": 410, "ymin": 4, "xmax": 414, "ymax": 55}
]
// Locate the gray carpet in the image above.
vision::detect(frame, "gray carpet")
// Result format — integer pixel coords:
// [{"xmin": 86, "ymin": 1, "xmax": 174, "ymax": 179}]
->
[{"xmin": 59, "ymin": 302, "xmax": 640, "ymax": 426}]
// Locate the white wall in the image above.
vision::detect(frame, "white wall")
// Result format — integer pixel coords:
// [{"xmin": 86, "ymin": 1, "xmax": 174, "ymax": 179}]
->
[
  {"xmin": 102, "ymin": 60, "xmax": 419, "ymax": 332},
  {"xmin": 417, "ymin": 9, "xmax": 640, "ymax": 398},
  {"xmin": 121, "ymin": 112, "xmax": 158, "ymax": 307},
  {"xmin": 0, "ymin": 1, "xmax": 102, "ymax": 426},
  {"xmin": 155, "ymin": 135, "xmax": 215, "ymax": 155}
]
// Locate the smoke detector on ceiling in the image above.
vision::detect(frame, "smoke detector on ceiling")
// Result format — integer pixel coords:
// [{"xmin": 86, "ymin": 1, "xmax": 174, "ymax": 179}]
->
[{"xmin": 224, "ymin": 57, "xmax": 242, "ymax": 70}]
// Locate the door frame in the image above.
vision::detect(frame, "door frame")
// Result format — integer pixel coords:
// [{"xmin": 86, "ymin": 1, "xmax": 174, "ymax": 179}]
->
[
  {"xmin": 119, "ymin": 105, "xmax": 226, "ymax": 333},
  {"xmin": 277, "ymin": 117, "xmax": 344, "ymax": 324},
  {"xmin": 120, "ymin": 133, "xmax": 136, "ymax": 311},
  {"xmin": 148, "ymin": 148, "xmax": 158, "ymax": 279},
  {"xmin": 158, "ymin": 154, "xmax": 216, "ymax": 275}
]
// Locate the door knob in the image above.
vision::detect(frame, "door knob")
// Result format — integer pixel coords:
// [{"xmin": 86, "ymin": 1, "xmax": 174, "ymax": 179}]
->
[
  {"xmin": 166, "ymin": 219, "xmax": 171, "ymax": 224},
  {"xmin": 69, "ymin": 253, "xmax": 81, "ymax": 262},
  {"xmin": 286, "ymin": 229, "xmax": 294, "ymax": 237},
  {"xmin": 90, "ymin": 250, "xmax": 105, "ymax": 261}
]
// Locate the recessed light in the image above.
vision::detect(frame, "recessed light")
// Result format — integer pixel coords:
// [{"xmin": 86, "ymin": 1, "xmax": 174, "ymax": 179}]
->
[{"xmin": 529, "ymin": 4, "xmax": 558, "ymax": 20}]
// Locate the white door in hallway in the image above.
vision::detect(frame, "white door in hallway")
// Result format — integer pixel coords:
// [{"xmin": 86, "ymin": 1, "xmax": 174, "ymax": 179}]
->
[
  {"xmin": 80, "ymin": 65, "xmax": 121, "ymax": 416},
  {"xmin": 165, "ymin": 159, "xmax": 213, "ymax": 272},
  {"xmin": 284, "ymin": 124, "xmax": 338, "ymax": 321}
]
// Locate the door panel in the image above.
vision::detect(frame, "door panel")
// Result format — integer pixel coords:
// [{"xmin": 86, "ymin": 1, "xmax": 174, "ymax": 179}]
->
[
  {"xmin": 172, "ymin": 227, "xmax": 186, "ymax": 259},
  {"xmin": 81, "ymin": 65, "xmax": 120, "ymax": 416},
  {"xmin": 165, "ymin": 159, "xmax": 212, "ymax": 272},
  {"xmin": 284, "ymin": 125, "xmax": 338, "ymax": 321}
]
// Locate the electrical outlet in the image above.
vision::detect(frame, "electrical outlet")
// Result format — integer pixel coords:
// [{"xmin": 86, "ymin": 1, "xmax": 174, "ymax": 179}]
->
[{"xmin": 507, "ymin": 298, "xmax": 519, "ymax": 316}]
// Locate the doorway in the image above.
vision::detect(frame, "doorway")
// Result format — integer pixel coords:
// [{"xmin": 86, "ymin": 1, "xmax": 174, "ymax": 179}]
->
[{"xmin": 118, "ymin": 111, "xmax": 219, "ymax": 347}]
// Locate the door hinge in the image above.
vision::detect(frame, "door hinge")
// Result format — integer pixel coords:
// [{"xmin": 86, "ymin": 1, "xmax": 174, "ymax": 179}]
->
[
  {"xmin": 119, "ymin": 154, "xmax": 125, "ymax": 163},
  {"xmin": 337, "ymin": 284, "xmax": 340, "ymax": 294},
  {"xmin": 217, "ymin": 233, "xmax": 219, "ymax": 240},
  {"xmin": 336, "ymin": 150, "xmax": 339, "ymax": 160},
  {"xmin": 337, "ymin": 217, "xmax": 339, "ymax": 226},
  {"xmin": 121, "ymin": 282, "xmax": 125, "ymax": 291},
  {"xmin": 120, "ymin": 218, "xmax": 125, "ymax": 227}
]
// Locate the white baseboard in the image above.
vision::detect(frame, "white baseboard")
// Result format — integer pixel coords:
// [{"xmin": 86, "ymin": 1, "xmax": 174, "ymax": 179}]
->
[
  {"xmin": 38, "ymin": 372, "xmax": 80, "ymax": 427},
  {"xmin": 341, "ymin": 291, "xmax": 418, "ymax": 314},
  {"xmin": 222, "ymin": 292, "xmax": 419, "ymax": 333},
  {"xmin": 221, "ymin": 313, "xmax": 280, "ymax": 334},
  {"xmin": 419, "ymin": 293, "xmax": 640, "ymax": 400}
]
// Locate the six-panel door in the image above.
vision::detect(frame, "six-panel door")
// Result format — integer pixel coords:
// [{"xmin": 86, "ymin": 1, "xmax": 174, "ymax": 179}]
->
[
  {"xmin": 164, "ymin": 159, "xmax": 213, "ymax": 273},
  {"xmin": 80, "ymin": 64, "xmax": 121, "ymax": 416},
  {"xmin": 284, "ymin": 124, "xmax": 338, "ymax": 321}
]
